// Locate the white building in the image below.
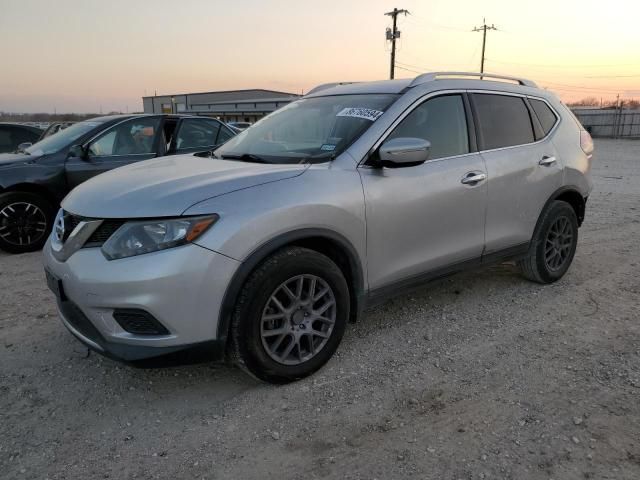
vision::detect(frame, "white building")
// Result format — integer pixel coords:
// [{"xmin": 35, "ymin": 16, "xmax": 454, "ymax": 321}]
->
[{"xmin": 142, "ymin": 89, "xmax": 300, "ymax": 123}]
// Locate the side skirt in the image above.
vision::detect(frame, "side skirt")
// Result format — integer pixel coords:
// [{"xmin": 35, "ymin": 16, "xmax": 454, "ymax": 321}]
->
[{"xmin": 364, "ymin": 242, "xmax": 530, "ymax": 309}]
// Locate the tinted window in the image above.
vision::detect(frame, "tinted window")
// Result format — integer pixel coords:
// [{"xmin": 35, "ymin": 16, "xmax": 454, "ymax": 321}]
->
[
  {"xmin": 472, "ymin": 94, "xmax": 535, "ymax": 150},
  {"xmin": 89, "ymin": 117, "xmax": 160, "ymax": 156},
  {"xmin": 25, "ymin": 121, "xmax": 102, "ymax": 156},
  {"xmin": 175, "ymin": 119, "xmax": 220, "ymax": 151},
  {"xmin": 388, "ymin": 95, "xmax": 469, "ymax": 160},
  {"xmin": 15, "ymin": 127, "xmax": 40, "ymax": 144},
  {"xmin": 530, "ymin": 99, "xmax": 558, "ymax": 135},
  {"xmin": 0, "ymin": 127, "xmax": 13, "ymax": 151},
  {"xmin": 216, "ymin": 126, "xmax": 234, "ymax": 144}
]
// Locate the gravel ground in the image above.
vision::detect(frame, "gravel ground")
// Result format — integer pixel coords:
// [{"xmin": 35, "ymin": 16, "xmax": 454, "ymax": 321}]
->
[{"xmin": 1, "ymin": 139, "xmax": 639, "ymax": 480}]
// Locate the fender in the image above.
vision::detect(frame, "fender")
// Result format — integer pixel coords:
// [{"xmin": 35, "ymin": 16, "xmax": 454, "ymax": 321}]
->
[
  {"xmin": 524, "ymin": 185, "xmax": 587, "ymax": 257},
  {"xmin": 0, "ymin": 157, "xmax": 67, "ymax": 204},
  {"xmin": 537, "ymin": 185, "xmax": 587, "ymax": 229},
  {"xmin": 216, "ymin": 228, "xmax": 366, "ymax": 342}
]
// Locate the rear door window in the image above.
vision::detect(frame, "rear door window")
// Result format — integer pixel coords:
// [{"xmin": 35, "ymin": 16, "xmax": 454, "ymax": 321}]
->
[
  {"xmin": 175, "ymin": 119, "xmax": 221, "ymax": 151},
  {"xmin": 472, "ymin": 93, "xmax": 535, "ymax": 150},
  {"xmin": 530, "ymin": 98, "xmax": 558, "ymax": 136},
  {"xmin": 216, "ymin": 125, "xmax": 235, "ymax": 144},
  {"xmin": 0, "ymin": 127, "xmax": 13, "ymax": 151},
  {"xmin": 387, "ymin": 94, "xmax": 470, "ymax": 160}
]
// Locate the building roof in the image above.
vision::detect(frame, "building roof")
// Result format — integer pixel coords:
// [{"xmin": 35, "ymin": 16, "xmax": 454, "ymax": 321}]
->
[{"xmin": 143, "ymin": 89, "xmax": 298, "ymax": 101}]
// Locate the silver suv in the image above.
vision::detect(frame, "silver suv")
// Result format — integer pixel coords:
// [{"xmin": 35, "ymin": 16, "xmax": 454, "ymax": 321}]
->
[{"xmin": 43, "ymin": 72, "xmax": 594, "ymax": 383}]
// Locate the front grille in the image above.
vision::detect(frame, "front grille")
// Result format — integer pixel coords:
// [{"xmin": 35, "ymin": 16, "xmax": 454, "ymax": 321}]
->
[
  {"xmin": 61, "ymin": 211, "xmax": 124, "ymax": 248},
  {"xmin": 113, "ymin": 309, "xmax": 170, "ymax": 336},
  {"xmin": 85, "ymin": 220, "xmax": 125, "ymax": 247}
]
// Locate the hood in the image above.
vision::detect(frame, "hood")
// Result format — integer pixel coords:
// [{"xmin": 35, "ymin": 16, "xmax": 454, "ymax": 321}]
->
[
  {"xmin": 62, "ymin": 154, "xmax": 308, "ymax": 218},
  {"xmin": 0, "ymin": 152, "xmax": 33, "ymax": 167}
]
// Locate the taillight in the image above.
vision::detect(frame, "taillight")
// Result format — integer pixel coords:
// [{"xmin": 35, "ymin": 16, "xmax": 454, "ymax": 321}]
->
[{"xmin": 580, "ymin": 130, "xmax": 594, "ymax": 157}]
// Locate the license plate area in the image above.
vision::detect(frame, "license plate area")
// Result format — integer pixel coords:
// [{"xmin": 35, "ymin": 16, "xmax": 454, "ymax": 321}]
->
[{"xmin": 45, "ymin": 269, "xmax": 67, "ymax": 302}]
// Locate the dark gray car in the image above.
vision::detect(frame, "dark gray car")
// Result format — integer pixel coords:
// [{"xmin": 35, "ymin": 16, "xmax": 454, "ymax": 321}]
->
[
  {"xmin": 0, "ymin": 114, "xmax": 235, "ymax": 253},
  {"xmin": 0, "ymin": 123, "xmax": 43, "ymax": 153}
]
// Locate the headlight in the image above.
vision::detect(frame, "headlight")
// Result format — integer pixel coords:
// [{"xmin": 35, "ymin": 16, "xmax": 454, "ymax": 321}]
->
[{"xmin": 101, "ymin": 215, "xmax": 218, "ymax": 260}]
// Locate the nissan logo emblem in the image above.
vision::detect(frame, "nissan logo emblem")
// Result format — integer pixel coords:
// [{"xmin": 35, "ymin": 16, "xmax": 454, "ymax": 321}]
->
[{"xmin": 53, "ymin": 211, "xmax": 65, "ymax": 243}]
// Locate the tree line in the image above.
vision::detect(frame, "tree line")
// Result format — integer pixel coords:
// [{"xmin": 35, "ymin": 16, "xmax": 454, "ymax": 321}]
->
[
  {"xmin": 0, "ymin": 111, "xmax": 135, "ymax": 122},
  {"xmin": 567, "ymin": 97, "xmax": 640, "ymax": 109}
]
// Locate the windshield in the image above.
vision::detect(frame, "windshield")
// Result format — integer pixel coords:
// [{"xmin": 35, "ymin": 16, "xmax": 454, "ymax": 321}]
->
[
  {"xmin": 25, "ymin": 120, "xmax": 103, "ymax": 156},
  {"xmin": 215, "ymin": 94, "xmax": 399, "ymax": 164}
]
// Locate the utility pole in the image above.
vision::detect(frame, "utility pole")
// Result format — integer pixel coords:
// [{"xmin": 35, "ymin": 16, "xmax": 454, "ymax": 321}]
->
[
  {"xmin": 472, "ymin": 19, "xmax": 497, "ymax": 75},
  {"xmin": 385, "ymin": 8, "xmax": 409, "ymax": 80}
]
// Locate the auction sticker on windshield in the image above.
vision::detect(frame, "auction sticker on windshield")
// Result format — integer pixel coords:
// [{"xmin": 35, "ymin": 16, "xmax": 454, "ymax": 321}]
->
[{"xmin": 336, "ymin": 108, "xmax": 384, "ymax": 121}]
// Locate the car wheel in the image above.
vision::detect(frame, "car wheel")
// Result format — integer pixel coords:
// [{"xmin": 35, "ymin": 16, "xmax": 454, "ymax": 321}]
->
[
  {"xmin": 229, "ymin": 246, "xmax": 350, "ymax": 383},
  {"xmin": 518, "ymin": 200, "xmax": 579, "ymax": 284},
  {"xmin": 0, "ymin": 192, "xmax": 54, "ymax": 254}
]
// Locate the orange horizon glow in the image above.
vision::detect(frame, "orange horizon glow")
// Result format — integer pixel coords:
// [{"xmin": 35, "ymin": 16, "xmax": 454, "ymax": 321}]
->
[{"xmin": 1, "ymin": 0, "xmax": 639, "ymax": 113}]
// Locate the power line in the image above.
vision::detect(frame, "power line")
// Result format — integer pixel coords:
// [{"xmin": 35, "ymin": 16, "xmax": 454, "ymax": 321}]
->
[
  {"xmin": 485, "ymin": 58, "xmax": 640, "ymax": 69},
  {"xmin": 395, "ymin": 60, "xmax": 430, "ymax": 71},
  {"xmin": 384, "ymin": 8, "xmax": 409, "ymax": 80},
  {"xmin": 536, "ymin": 80, "xmax": 624, "ymax": 92},
  {"xmin": 472, "ymin": 19, "xmax": 497, "ymax": 74},
  {"xmin": 586, "ymin": 74, "xmax": 640, "ymax": 78},
  {"xmin": 394, "ymin": 60, "xmax": 628, "ymax": 95},
  {"xmin": 395, "ymin": 65, "xmax": 424, "ymax": 75},
  {"xmin": 467, "ymin": 41, "xmax": 482, "ymax": 71},
  {"xmin": 403, "ymin": 14, "xmax": 468, "ymax": 32}
]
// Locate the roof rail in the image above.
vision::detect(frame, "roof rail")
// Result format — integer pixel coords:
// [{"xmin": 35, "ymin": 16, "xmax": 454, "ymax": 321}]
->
[
  {"xmin": 305, "ymin": 82, "xmax": 359, "ymax": 96},
  {"xmin": 409, "ymin": 72, "xmax": 538, "ymax": 88}
]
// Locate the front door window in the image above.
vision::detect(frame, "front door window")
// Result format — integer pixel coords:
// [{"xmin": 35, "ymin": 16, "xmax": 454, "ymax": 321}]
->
[{"xmin": 89, "ymin": 118, "xmax": 161, "ymax": 157}]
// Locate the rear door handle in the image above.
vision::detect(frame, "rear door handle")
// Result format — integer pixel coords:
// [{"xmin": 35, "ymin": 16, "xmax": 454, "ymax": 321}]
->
[
  {"xmin": 539, "ymin": 156, "xmax": 557, "ymax": 166},
  {"xmin": 461, "ymin": 172, "xmax": 487, "ymax": 185}
]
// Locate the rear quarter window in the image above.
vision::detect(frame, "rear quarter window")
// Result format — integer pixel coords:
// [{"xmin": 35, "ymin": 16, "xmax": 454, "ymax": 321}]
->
[
  {"xmin": 472, "ymin": 93, "xmax": 535, "ymax": 150},
  {"xmin": 530, "ymin": 98, "xmax": 558, "ymax": 135}
]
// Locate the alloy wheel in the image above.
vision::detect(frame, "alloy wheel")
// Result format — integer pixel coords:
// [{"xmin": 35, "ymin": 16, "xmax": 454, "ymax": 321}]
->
[
  {"xmin": 260, "ymin": 274, "xmax": 337, "ymax": 366},
  {"xmin": 0, "ymin": 202, "xmax": 48, "ymax": 247},
  {"xmin": 544, "ymin": 216, "xmax": 574, "ymax": 271}
]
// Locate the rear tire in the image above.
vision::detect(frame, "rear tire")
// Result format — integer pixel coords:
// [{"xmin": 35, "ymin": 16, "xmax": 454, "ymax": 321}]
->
[
  {"xmin": 518, "ymin": 200, "xmax": 578, "ymax": 284},
  {"xmin": 229, "ymin": 246, "xmax": 350, "ymax": 384},
  {"xmin": 0, "ymin": 192, "xmax": 54, "ymax": 254}
]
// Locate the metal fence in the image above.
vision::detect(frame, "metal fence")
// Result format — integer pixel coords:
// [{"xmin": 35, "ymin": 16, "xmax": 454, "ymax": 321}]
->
[{"xmin": 571, "ymin": 108, "xmax": 640, "ymax": 138}]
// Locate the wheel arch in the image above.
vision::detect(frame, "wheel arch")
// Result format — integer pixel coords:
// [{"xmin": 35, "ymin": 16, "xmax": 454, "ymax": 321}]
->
[
  {"xmin": 0, "ymin": 183, "xmax": 59, "ymax": 209},
  {"xmin": 216, "ymin": 228, "xmax": 366, "ymax": 344},
  {"xmin": 548, "ymin": 186, "xmax": 586, "ymax": 226},
  {"xmin": 529, "ymin": 186, "xmax": 586, "ymax": 250}
]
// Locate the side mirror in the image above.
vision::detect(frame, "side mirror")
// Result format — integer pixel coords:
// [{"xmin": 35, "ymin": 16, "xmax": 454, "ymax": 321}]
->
[
  {"xmin": 17, "ymin": 142, "xmax": 32, "ymax": 152},
  {"xmin": 68, "ymin": 144, "xmax": 87, "ymax": 160},
  {"xmin": 378, "ymin": 137, "xmax": 431, "ymax": 167}
]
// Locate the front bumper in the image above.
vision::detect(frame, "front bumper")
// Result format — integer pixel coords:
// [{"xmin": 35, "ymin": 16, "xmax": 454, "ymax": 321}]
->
[{"xmin": 43, "ymin": 238, "xmax": 240, "ymax": 362}]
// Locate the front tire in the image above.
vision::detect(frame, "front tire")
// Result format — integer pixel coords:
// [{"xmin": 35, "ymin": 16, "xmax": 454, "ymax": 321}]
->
[
  {"xmin": 518, "ymin": 200, "xmax": 579, "ymax": 284},
  {"xmin": 229, "ymin": 247, "xmax": 350, "ymax": 383},
  {"xmin": 0, "ymin": 192, "xmax": 54, "ymax": 254}
]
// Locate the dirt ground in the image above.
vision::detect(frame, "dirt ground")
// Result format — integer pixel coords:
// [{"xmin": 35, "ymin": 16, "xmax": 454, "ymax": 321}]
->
[{"xmin": 1, "ymin": 139, "xmax": 639, "ymax": 480}]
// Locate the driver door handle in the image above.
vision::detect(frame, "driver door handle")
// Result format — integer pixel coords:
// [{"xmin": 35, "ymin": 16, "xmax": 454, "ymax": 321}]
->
[
  {"xmin": 539, "ymin": 155, "xmax": 557, "ymax": 166},
  {"xmin": 461, "ymin": 172, "xmax": 487, "ymax": 185}
]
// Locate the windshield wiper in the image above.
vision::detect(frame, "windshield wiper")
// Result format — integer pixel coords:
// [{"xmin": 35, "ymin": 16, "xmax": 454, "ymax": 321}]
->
[{"xmin": 219, "ymin": 153, "xmax": 270, "ymax": 164}]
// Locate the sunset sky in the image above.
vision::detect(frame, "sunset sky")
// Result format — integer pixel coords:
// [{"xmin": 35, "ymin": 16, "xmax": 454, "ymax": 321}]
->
[{"xmin": 1, "ymin": 0, "xmax": 639, "ymax": 113}]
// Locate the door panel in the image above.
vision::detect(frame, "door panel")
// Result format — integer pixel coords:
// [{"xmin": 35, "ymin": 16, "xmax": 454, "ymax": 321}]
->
[
  {"xmin": 360, "ymin": 154, "xmax": 488, "ymax": 290},
  {"xmin": 481, "ymin": 140, "xmax": 562, "ymax": 252},
  {"xmin": 470, "ymin": 93, "xmax": 563, "ymax": 253},
  {"xmin": 65, "ymin": 117, "xmax": 161, "ymax": 188},
  {"xmin": 361, "ymin": 93, "xmax": 488, "ymax": 290}
]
